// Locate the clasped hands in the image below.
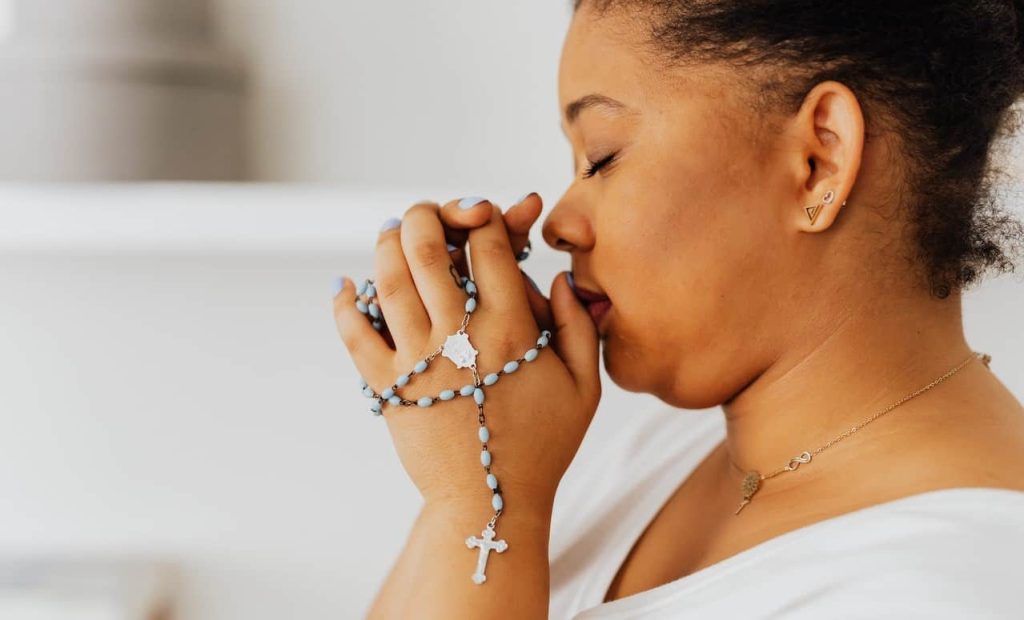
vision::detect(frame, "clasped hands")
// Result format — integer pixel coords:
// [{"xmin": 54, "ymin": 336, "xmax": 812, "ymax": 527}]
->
[{"xmin": 332, "ymin": 194, "xmax": 602, "ymax": 516}]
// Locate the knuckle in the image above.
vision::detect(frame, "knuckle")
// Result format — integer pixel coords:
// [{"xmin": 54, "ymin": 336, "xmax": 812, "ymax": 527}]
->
[
  {"xmin": 406, "ymin": 201, "xmax": 437, "ymax": 218},
  {"xmin": 374, "ymin": 275, "xmax": 403, "ymax": 303},
  {"xmin": 409, "ymin": 242, "xmax": 449, "ymax": 270},
  {"xmin": 475, "ymin": 236, "xmax": 510, "ymax": 259}
]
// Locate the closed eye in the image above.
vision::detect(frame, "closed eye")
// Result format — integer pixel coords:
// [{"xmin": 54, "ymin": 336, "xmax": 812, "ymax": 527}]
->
[{"xmin": 582, "ymin": 152, "xmax": 617, "ymax": 179}]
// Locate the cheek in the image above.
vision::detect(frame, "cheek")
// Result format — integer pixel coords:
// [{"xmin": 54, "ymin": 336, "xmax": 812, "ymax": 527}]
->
[{"xmin": 595, "ymin": 151, "xmax": 779, "ymax": 399}]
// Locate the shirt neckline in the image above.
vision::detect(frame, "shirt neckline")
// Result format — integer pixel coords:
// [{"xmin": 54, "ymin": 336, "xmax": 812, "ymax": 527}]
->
[{"xmin": 584, "ymin": 412, "xmax": 1024, "ymax": 617}]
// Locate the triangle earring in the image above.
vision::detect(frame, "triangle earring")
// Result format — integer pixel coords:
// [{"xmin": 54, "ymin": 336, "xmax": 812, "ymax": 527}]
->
[
  {"xmin": 805, "ymin": 203, "xmax": 823, "ymax": 225},
  {"xmin": 805, "ymin": 190, "xmax": 845, "ymax": 225}
]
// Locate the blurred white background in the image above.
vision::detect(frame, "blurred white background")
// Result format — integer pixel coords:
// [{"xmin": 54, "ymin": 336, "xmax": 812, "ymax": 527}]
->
[{"xmin": 0, "ymin": 1, "xmax": 1022, "ymax": 619}]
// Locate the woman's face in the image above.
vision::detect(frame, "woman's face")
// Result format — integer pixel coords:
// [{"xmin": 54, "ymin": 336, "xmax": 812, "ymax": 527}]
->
[{"xmin": 543, "ymin": 7, "xmax": 805, "ymax": 408}]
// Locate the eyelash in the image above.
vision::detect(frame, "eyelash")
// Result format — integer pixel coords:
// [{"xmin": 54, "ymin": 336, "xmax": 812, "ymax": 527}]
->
[{"xmin": 582, "ymin": 152, "xmax": 617, "ymax": 179}]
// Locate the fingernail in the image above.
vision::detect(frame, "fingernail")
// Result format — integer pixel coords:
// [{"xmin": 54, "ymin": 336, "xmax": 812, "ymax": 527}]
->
[
  {"xmin": 521, "ymin": 269, "xmax": 542, "ymax": 295},
  {"xmin": 566, "ymin": 270, "xmax": 576, "ymax": 291},
  {"xmin": 331, "ymin": 276, "xmax": 346, "ymax": 296},
  {"xmin": 515, "ymin": 192, "xmax": 535, "ymax": 204},
  {"xmin": 458, "ymin": 196, "xmax": 488, "ymax": 210},
  {"xmin": 446, "ymin": 243, "xmax": 459, "ymax": 253},
  {"xmin": 380, "ymin": 216, "xmax": 401, "ymax": 232}
]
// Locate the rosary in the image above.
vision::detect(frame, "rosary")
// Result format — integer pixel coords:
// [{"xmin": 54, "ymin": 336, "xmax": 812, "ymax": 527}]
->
[{"xmin": 353, "ymin": 266, "xmax": 550, "ymax": 585}]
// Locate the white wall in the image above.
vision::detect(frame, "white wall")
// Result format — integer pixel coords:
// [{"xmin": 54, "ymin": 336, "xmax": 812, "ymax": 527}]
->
[{"xmin": 211, "ymin": 0, "xmax": 574, "ymax": 191}]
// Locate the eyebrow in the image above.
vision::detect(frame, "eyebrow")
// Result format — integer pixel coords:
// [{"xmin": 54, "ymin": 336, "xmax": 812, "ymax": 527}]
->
[{"xmin": 563, "ymin": 93, "xmax": 632, "ymax": 125}]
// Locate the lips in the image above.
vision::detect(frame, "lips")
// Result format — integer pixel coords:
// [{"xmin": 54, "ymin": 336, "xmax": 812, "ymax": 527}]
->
[{"xmin": 572, "ymin": 280, "xmax": 612, "ymax": 330}]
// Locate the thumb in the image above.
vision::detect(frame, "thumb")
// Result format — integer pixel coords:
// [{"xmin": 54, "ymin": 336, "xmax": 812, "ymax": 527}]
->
[{"xmin": 548, "ymin": 271, "xmax": 601, "ymax": 400}]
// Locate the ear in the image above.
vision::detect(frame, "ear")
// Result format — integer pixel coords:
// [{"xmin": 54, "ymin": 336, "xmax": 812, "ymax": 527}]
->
[{"xmin": 786, "ymin": 80, "xmax": 864, "ymax": 233}]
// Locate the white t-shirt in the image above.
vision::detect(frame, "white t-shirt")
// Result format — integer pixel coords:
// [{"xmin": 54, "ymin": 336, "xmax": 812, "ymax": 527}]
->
[{"xmin": 548, "ymin": 405, "xmax": 1024, "ymax": 619}]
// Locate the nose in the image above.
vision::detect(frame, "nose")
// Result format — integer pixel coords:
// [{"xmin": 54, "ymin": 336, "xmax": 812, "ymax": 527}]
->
[{"xmin": 541, "ymin": 196, "xmax": 592, "ymax": 253}]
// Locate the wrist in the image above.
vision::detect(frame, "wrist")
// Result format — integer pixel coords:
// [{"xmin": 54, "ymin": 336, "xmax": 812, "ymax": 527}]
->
[{"xmin": 422, "ymin": 494, "xmax": 554, "ymax": 537}]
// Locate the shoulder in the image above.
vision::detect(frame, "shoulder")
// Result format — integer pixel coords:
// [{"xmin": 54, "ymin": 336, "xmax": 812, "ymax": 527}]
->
[{"xmin": 757, "ymin": 488, "xmax": 1024, "ymax": 617}]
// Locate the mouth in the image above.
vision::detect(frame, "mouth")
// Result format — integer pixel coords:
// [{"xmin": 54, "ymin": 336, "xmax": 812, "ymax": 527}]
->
[{"xmin": 572, "ymin": 280, "xmax": 613, "ymax": 332}]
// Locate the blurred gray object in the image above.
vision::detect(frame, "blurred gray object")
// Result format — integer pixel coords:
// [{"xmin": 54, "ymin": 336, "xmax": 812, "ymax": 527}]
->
[
  {"xmin": 0, "ymin": 558, "xmax": 176, "ymax": 620},
  {"xmin": 0, "ymin": 0, "xmax": 244, "ymax": 181}
]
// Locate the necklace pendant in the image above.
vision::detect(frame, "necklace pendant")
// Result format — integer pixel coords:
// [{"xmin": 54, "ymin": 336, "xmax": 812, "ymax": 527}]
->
[{"xmin": 734, "ymin": 471, "xmax": 762, "ymax": 515}]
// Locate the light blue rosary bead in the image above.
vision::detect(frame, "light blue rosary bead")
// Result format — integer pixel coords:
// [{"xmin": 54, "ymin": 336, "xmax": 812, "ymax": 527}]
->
[
  {"xmin": 413, "ymin": 360, "xmax": 428, "ymax": 374},
  {"xmin": 461, "ymin": 275, "xmax": 469, "ymax": 284},
  {"xmin": 381, "ymin": 387, "xmax": 395, "ymax": 400},
  {"xmin": 356, "ymin": 280, "xmax": 368, "ymax": 296},
  {"xmin": 388, "ymin": 395, "xmax": 401, "ymax": 406},
  {"xmin": 483, "ymin": 373, "xmax": 500, "ymax": 386},
  {"xmin": 480, "ymin": 450, "xmax": 492, "ymax": 466},
  {"xmin": 417, "ymin": 396, "xmax": 434, "ymax": 408},
  {"xmin": 460, "ymin": 384, "xmax": 475, "ymax": 396},
  {"xmin": 537, "ymin": 334, "xmax": 549, "ymax": 347},
  {"xmin": 503, "ymin": 360, "xmax": 519, "ymax": 374},
  {"xmin": 486, "ymin": 473, "xmax": 498, "ymax": 490},
  {"xmin": 479, "ymin": 426, "xmax": 489, "ymax": 442},
  {"xmin": 370, "ymin": 401, "xmax": 382, "ymax": 414},
  {"xmin": 524, "ymin": 348, "xmax": 539, "ymax": 362},
  {"xmin": 439, "ymin": 389, "xmax": 456, "ymax": 401},
  {"xmin": 474, "ymin": 387, "xmax": 485, "ymax": 404},
  {"xmin": 365, "ymin": 283, "xmax": 376, "ymax": 297},
  {"xmin": 465, "ymin": 281, "xmax": 477, "ymax": 295},
  {"xmin": 465, "ymin": 297, "xmax": 477, "ymax": 313},
  {"xmin": 396, "ymin": 374, "xmax": 410, "ymax": 387},
  {"xmin": 368, "ymin": 303, "xmax": 381, "ymax": 319},
  {"xmin": 492, "ymin": 493, "xmax": 503, "ymax": 511},
  {"xmin": 359, "ymin": 377, "xmax": 368, "ymax": 388},
  {"xmin": 362, "ymin": 386, "xmax": 374, "ymax": 398},
  {"xmin": 356, "ymin": 299, "xmax": 369, "ymax": 314}
]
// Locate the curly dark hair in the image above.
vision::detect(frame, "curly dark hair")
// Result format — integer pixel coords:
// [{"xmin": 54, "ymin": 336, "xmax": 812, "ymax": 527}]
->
[{"xmin": 573, "ymin": 0, "xmax": 1024, "ymax": 298}]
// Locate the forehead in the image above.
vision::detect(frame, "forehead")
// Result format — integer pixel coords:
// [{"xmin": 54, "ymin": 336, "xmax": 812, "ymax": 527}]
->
[{"xmin": 558, "ymin": 9, "xmax": 655, "ymax": 124}]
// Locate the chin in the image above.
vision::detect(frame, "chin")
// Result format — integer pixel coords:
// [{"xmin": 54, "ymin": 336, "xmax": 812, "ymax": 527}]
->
[
  {"xmin": 601, "ymin": 335, "xmax": 728, "ymax": 410},
  {"xmin": 600, "ymin": 336, "xmax": 654, "ymax": 395}
]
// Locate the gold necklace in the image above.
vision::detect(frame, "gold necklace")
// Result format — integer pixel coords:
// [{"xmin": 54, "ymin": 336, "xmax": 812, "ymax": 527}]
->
[{"xmin": 733, "ymin": 350, "xmax": 992, "ymax": 515}]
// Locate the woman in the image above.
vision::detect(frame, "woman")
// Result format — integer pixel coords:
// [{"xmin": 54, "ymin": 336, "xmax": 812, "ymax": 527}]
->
[{"xmin": 333, "ymin": 1, "xmax": 1024, "ymax": 617}]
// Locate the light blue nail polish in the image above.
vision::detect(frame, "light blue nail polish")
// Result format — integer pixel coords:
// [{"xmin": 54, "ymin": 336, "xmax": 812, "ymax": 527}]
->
[
  {"xmin": 567, "ymin": 270, "xmax": 576, "ymax": 292},
  {"xmin": 447, "ymin": 243, "xmax": 458, "ymax": 252},
  {"xmin": 380, "ymin": 216, "xmax": 401, "ymax": 232},
  {"xmin": 458, "ymin": 196, "xmax": 488, "ymax": 210},
  {"xmin": 331, "ymin": 277, "xmax": 345, "ymax": 296}
]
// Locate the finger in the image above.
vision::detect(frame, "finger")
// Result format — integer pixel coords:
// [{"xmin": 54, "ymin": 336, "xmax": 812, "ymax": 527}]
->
[
  {"xmin": 502, "ymin": 192, "xmax": 543, "ymax": 239},
  {"xmin": 521, "ymin": 268, "xmax": 554, "ymax": 332},
  {"xmin": 375, "ymin": 216, "xmax": 431, "ymax": 353},
  {"xmin": 332, "ymin": 276, "xmax": 394, "ymax": 385},
  {"xmin": 400, "ymin": 202, "xmax": 469, "ymax": 329},
  {"xmin": 547, "ymin": 271, "xmax": 601, "ymax": 401},
  {"xmin": 465, "ymin": 203, "xmax": 533, "ymax": 320},
  {"xmin": 440, "ymin": 193, "xmax": 542, "ymax": 259},
  {"xmin": 445, "ymin": 239, "xmax": 470, "ymax": 284}
]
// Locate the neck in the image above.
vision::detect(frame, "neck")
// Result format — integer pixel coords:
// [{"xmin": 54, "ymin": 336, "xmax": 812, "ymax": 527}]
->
[{"xmin": 719, "ymin": 289, "xmax": 973, "ymax": 490}]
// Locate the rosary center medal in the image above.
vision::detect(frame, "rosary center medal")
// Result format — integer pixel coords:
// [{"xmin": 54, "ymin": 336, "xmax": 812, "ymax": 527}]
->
[{"xmin": 442, "ymin": 332, "xmax": 478, "ymax": 369}]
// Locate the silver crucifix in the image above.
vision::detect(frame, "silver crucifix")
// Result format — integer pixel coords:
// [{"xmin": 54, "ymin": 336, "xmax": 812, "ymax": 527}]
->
[{"xmin": 465, "ymin": 524, "xmax": 507, "ymax": 584}]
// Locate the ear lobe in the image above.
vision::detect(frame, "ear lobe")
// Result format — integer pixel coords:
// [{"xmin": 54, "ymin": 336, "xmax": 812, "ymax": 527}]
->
[{"xmin": 792, "ymin": 80, "xmax": 864, "ymax": 233}]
